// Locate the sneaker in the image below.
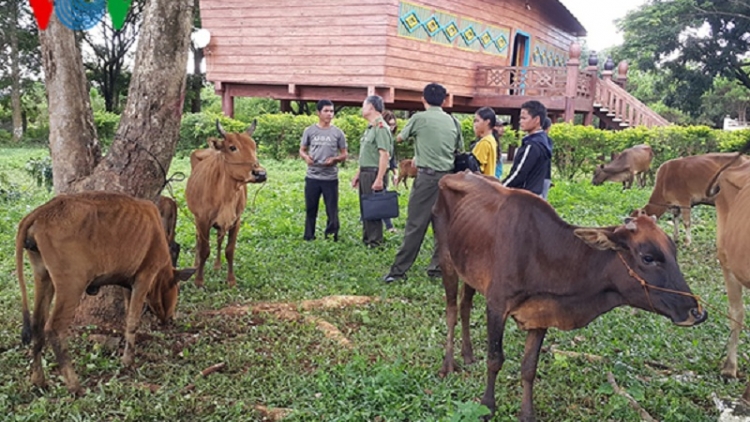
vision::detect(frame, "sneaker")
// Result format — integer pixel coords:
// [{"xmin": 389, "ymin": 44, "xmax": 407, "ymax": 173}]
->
[
  {"xmin": 387, "ymin": 228, "xmax": 399, "ymax": 233},
  {"xmin": 382, "ymin": 274, "xmax": 406, "ymax": 284}
]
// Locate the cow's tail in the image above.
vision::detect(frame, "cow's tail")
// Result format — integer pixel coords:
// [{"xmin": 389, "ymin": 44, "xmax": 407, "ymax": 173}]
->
[{"xmin": 16, "ymin": 213, "xmax": 33, "ymax": 345}]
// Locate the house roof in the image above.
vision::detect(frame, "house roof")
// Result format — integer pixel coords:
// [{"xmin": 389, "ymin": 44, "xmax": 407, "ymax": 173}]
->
[{"xmin": 548, "ymin": 0, "xmax": 587, "ymax": 37}]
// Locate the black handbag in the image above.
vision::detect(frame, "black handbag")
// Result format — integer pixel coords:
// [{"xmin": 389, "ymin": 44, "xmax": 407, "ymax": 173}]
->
[
  {"xmin": 454, "ymin": 151, "xmax": 481, "ymax": 173},
  {"xmin": 361, "ymin": 190, "xmax": 399, "ymax": 220}
]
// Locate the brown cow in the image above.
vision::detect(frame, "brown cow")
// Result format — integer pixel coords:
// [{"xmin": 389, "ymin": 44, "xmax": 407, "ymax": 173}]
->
[
  {"xmin": 592, "ymin": 144, "xmax": 653, "ymax": 189},
  {"xmin": 15, "ymin": 191, "xmax": 195, "ymax": 395},
  {"xmin": 707, "ymin": 158, "xmax": 750, "ymax": 384},
  {"xmin": 395, "ymin": 158, "xmax": 418, "ymax": 190},
  {"xmin": 186, "ymin": 120, "xmax": 266, "ymax": 288},
  {"xmin": 157, "ymin": 196, "xmax": 180, "ymax": 266},
  {"xmin": 632, "ymin": 153, "xmax": 750, "ymax": 245},
  {"xmin": 433, "ymin": 172, "xmax": 706, "ymax": 421}
]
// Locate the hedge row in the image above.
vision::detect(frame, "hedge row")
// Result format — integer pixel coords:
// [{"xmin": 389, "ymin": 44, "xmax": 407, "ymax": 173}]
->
[
  {"xmin": 548, "ymin": 123, "xmax": 749, "ymax": 180},
  {"xmin": 179, "ymin": 112, "xmax": 749, "ymax": 180}
]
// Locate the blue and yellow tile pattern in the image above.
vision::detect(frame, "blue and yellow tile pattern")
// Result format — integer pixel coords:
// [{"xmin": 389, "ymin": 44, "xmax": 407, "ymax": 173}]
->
[
  {"xmin": 398, "ymin": 1, "xmax": 510, "ymax": 57},
  {"xmin": 532, "ymin": 41, "xmax": 568, "ymax": 67}
]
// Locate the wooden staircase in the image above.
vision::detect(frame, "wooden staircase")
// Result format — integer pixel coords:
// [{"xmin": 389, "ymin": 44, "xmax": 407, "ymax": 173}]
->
[{"xmin": 593, "ymin": 78, "xmax": 669, "ymax": 129}]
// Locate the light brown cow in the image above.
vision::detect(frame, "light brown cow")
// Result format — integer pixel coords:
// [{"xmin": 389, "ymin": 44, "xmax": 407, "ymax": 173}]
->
[
  {"xmin": 16, "ymin": 191, "xmax": 195, "ymax": 395},
  {"xmin": 186, "ymin": 120, "xmax": 266, "ymax": 288},
  {"xmin": 395, "ymin": 158, "xmax": 418, "ymax": 190},
  {"xmin": 592, "ymin": 144, "xmax": 654, "ymax": 189},
  {"xmin": 157, "ymin": 196, "xmax": 180, "ymax": 266},
  {"xmin": 708, "ymin": 158, "xmax": 750, "ymax": 388},
  {"xmin": 632, "ymin": 153, "xmax": 750, "ymax": 245},
  {"xmin": 433, "ymin": 171, "xmax": 706, "ymax": 421}
]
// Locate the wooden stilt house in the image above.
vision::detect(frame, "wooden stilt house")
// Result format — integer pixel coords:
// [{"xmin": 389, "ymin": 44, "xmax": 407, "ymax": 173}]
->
[{"xmin": 199, "ymin": 0, "xmax": 668, "ymax": 129}]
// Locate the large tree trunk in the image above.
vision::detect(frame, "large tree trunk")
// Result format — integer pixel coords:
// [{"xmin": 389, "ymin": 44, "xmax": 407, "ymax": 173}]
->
[
  {"xmin": 40, "ymin": 17, "xmax": 101, "ymax": 194},
  {"xmin": 40, "ymin": 0, "xmax": 194, "ymax": 329},
  {"xmin": 10, "ymin": 0, "xmax": 23, "ymax": 142}
]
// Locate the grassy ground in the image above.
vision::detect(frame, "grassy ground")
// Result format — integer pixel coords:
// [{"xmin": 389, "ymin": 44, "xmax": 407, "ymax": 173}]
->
[{"xmin": 0, "ymin": 148, "xmax": 745, "ymax": 421}]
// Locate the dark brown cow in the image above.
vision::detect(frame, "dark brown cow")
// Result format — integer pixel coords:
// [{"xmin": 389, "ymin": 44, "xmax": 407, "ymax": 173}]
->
[
  {"xmin": 395, "ymin": 158, "xmax": 418, "ymax": 189},
  {"xmin": 707, "ymin": 159, "xmax": 750, "ymax": 384},
  {"xmin": 592, "ymin": 144, "xmax": 653, "ymax": 189},
  {"xmin": 185, "ymin": 120, "xmax": 266, "ymax": 288},
  {"xmin": 15, "ymin": 191, "xmax": 195, "ymax": 395},
  {"xmin": 632, "ymin": 153, "xmax": 750, "ymax": 245},
  {"xmin": 157, "ymin": 196, "xmax": 180, "ymax": 266},
  {"xmin": 433, "ymin": 172, "xmax": 706, "ymax": 421}
]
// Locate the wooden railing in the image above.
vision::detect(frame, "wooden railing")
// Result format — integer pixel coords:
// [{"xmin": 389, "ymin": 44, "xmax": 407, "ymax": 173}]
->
[
  {"xmin": 474, "ymin": 65, "xmax": 669, "ymax": 128},
  {"xmin": 476, "ymin": 66, "xmax": 568, "ymax": 97},
  {"xmin": 594, "ymin": 78, "xmax": 669, "ymax": 127}
]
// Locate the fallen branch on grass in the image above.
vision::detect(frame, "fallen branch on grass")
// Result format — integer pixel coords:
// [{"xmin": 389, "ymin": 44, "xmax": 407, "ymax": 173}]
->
[
  {"xmin": 549, "ymin": 345, "xmax": 605, "ymax": 362},
  {"xmin": 607, "ymin": 372, "xmax": 659, "ymax": 422},
  {"xmin": 182, "ymin": 362, "xmax": 227, "ymax": 394}
]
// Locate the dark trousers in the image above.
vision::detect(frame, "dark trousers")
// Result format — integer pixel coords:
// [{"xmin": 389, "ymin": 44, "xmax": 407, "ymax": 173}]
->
[
  {"xmin": 389, "ymin": 170, "xmax": 448, "ymax": 276},
  {"xmin": 358, "ymin": 169, "xmax": 388, "ymax": 247},
  {"xmin": 304, "ymin": 177, "xmax": 339, "ymax": 240}
]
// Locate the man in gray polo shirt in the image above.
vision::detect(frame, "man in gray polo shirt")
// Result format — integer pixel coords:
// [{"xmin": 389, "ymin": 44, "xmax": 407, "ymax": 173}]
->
[{"xmin": 299, "ymin": 99, "xmax": 348, "ymax": 241}]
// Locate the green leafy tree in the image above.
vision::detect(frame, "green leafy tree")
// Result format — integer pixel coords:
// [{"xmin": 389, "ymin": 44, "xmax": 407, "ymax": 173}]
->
[
  {"xmin": 0, "ymin": 0, "xmax": 41, "ymax": 141},
  {"xmin": 618, "ymin": 0, "xmax": 750, "ymax": 105},
  {"xmin": 82, "ymin": 0, "xmax": 146, "ymax": 112},
  {"xmin": 701, "ymin": 77, "xmax": 750, "ymax": 125}
]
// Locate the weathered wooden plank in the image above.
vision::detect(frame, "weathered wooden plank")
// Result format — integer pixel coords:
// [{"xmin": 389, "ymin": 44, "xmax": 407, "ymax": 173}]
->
[
  {"xmin": 207, "ymin": 35, "xmax": 386, "ymax": 47},
  {"xmin": 204, "ymin": 25, "xmax": 388, "ymax": 38},
  {"xmin": 209, "ymin": 55, "xmax": 388, "ymax": 67},
  {"xmin": 201, "ymin": 14, "xmax": 393, "ymax": 28},
  {"xmin": 202, "ymin": 7, "xmax": 398, "ymax": 19},
  {"xmin": 210, "ymin": 45, "xmax": 387, "ymax": 57}
]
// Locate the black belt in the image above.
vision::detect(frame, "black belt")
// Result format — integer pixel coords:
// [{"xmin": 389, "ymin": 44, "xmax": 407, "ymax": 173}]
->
[
  {"xmin": 360, "ymin": 167, "xmax": 378, "ymax": 173},
  {"xmin": 417, "ymin": 167, "xmax": 450, "ymax": 175}
]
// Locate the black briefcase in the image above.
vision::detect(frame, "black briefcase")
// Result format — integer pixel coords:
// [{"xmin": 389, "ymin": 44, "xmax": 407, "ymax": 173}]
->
[{"xmin": 361, "ymin": 190, "xmax": 399, "ymax": 220}]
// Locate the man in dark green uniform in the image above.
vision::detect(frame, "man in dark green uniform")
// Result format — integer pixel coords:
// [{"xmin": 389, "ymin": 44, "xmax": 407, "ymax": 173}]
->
[
  {"xmin": 352, "ymin": 95, "xmax": 393, "ymax": 247},
  {"xmin": 383, "ymin": 83, "xmax": 463, "ymax": 283}
]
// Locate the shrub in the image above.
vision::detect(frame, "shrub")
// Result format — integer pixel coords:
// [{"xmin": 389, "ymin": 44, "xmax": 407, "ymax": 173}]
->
[
  {"xmin": 93, "ymin": 110, "xmax": 121, "ymax": 149},
  {"xmin": 179, "ymin": 112, "xmax": 250, "ymax": 151},
  {"xmin": 25, "ymin": 156, "xmax": 53, "ymax": 192},
  {"xmin": 717, "ymin": 129, "xmax": 750, "ymax": 152}
]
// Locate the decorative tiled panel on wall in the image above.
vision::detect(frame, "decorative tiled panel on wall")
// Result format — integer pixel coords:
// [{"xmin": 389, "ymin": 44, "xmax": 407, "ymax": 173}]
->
[
  {"xmin": 398, "ymin": 1, "xmax": 510, "ymax": 57},
  {"xmin": 531, "ymin": 40, "xmax": 568, "ymax": 67}
]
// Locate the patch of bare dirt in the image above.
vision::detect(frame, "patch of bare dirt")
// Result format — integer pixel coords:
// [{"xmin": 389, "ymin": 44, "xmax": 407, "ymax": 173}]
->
[{"xmin": 204, "ymin": 295, "xmax": 379, "ymax": 348}]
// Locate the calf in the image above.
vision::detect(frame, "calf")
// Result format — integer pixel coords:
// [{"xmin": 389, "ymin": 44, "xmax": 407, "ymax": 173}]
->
[
  {"xmin": 186, "ymin": 120, "xmax": 266, "ymax": 287},
  {"xmin": 592, "ymin": 144, "xmax": 653, "ymax": 189},
  {"xmin": 632, "ymin": 153, "xmax": 749, "ymax": 245},
  {"xmin": 433, "ymin": 172, "xmax": 706, "ymax": 421},
  {"xmin": 16, "ymin": 191, "xmax": 195, "ymax": 395},
  {"xmin": 395, "ymin": 158, "xmax": 418, "ymax": 190},
  {"xmin": 157, "ymin": 196, "xmax": 180, "ymax": 266}
]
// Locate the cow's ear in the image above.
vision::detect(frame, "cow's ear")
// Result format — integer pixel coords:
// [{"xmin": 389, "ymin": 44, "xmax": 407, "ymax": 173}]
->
[
  {"xmin": 574, "ymin": 228, "xmax": 624, "ymax": 251},
  {"xmin": 208, "ymin": 137, "xmax": 224, "ymax": 150},
  {"xmin": 246, "ymin": 119, "xmax": 257, "ymax": 137},
  {"xmin": 174, "ymin": 268, "xmax": 196, "ymax": 282}
]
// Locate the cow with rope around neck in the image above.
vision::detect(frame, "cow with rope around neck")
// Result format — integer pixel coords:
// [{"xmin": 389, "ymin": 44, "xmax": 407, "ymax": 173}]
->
[
  {"xmin": 433, "ymin": 171, "xmax": 707, "ymax": 421},
  {"xmin": 186, "ymin": 119, "xmax": 266, "ymax": 288}
]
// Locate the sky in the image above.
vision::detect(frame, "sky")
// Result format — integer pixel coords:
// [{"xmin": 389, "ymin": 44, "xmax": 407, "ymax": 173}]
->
[{"xmin": 560, "ymin": 0, "xmax": 650, "ymax": 52}]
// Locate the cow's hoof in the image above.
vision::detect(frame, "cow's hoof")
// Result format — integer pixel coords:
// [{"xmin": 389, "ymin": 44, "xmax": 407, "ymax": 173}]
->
[
  {"xmin": 462, "ymin": 354, "xmax": 476, "ymax": 365},
  {"xmin": 68, "ymin": 384, "xmax": 84, "ymax": 397},
  {"xmin": 227, "ymin": 277, "xmax": 236, "ymax": 288},
  {"xmin": 121, "ymin": 353, "xmax": 134, "ymax": 367},
  {"xmin": 30, "ymin": 373, "xmax": 46, "ymax": 388},
  {"xmin": 721, "ymin": 360, "xmax": 738, "ymax": 379},
  {"xmin": 213, "ymin": 261, "xmax": 222, "ymax": 270},
  {"xmin": 194, "ymin": 279, "xmax": 205, "ymax": 289},
  {"xmin": 439, "ymin": 361, "xmax": 456, "ymax": 378}
]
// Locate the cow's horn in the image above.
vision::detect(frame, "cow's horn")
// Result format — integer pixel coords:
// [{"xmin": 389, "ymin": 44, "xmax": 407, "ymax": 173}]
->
[
  {"xmin": 247, "ymin": 119, "xmax": 257, "ymax": 137},
  {"xmin": 216, "ymin": 119, "xmax": 227, "ymax": 137}
]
